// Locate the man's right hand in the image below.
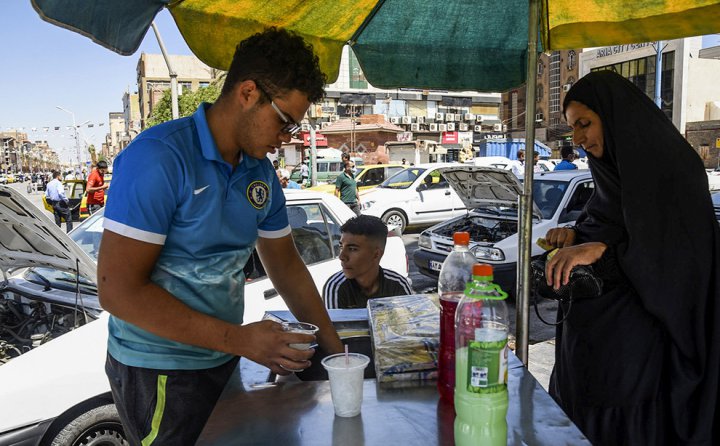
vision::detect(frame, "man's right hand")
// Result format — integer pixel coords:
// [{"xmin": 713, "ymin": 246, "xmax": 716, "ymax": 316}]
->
[
  {"xmin": 544, "ymin": 227, "xmax": 576, "ymax": 248},
  {"xmin": 234, "ymin": 320, "xmax": 316, "ymax": 375}
]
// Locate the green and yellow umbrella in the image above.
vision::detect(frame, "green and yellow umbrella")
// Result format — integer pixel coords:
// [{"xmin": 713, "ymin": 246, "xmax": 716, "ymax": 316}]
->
[{"xmin": 32, "ymin": 0, "xmax": 720, "ymax": 92}]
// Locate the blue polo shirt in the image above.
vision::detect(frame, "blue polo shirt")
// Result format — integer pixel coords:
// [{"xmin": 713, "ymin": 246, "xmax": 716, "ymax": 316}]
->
[{"xmin": 103, "ymin": 103, "xmax": 290, "ymax": 370}]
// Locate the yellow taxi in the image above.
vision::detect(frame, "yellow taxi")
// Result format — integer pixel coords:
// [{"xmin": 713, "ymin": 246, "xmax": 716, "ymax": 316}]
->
[
  {"xmin": 308, "ymin": 164, "xmax": 404, "ymax": 195},
  {"xmin": 42, "ymin": 175, "xmax": 111, "ymax": 222}
]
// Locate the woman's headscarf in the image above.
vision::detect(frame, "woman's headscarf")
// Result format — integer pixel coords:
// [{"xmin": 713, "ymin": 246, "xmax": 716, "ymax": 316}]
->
[{"xmin": 563, "ymin": 70, "xmax": 720, "ymax": 442}]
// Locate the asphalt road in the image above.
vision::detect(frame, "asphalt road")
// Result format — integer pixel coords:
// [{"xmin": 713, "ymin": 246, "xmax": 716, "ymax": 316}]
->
[{"xmin": 7, "ymin": 180, "xmax": 556, "ymax": 342}]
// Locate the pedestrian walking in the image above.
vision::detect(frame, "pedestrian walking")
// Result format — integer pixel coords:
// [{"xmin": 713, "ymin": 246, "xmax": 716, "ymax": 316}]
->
[
  {"xmin": 45, "ymin": 170, "xmax": 73, "ymax": 232},
  {"xmin": 97, "ymin": 27, "xmax": 343, "ymax": 445},
  {"xmin": 335, "ymin": 160, "xmax": 360, "ymax": 215}
]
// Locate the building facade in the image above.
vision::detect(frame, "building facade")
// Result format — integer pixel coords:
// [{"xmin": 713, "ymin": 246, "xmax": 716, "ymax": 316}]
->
[
  {"xmin": 136, "ymin": 53, "xmax": 220, "ymax": 129},
  {"xmin": 501, "ymin": 49, "xmax": 581, "ymax": 154}
]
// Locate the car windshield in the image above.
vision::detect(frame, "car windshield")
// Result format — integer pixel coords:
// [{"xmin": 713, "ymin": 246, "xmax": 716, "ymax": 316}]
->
[
  {"xmin": 380, "ymin": 167, "xmax": 427, "ymax": 189},
  {"xmin": 23, "ymin": 210, "xmax": 105, "ymax": 295},
  {"xmin": 485, "ymin": 178, "xmax": 569, "ymax": 220}
]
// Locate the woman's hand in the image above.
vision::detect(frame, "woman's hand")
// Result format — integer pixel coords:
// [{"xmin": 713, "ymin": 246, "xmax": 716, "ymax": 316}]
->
[
  {"xmin": 546, "ymin": 242, "xmax": 607, "ymax": 289},
  {"xmin": 544, "ymin": 227, "xmax": 577, "ymax": 248}
]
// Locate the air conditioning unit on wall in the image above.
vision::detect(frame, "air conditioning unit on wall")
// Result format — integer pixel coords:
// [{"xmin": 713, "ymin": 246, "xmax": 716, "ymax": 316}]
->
[
  {"xmin": 416, "ymin": 116, "xmax": 425, "ymax": 124},
  {"xmin": 410, "ymin": 123, "xmax": 420, "ymax": 131},
  {"xmin": 401, "ymin": 116, "xmax": 412, "ymax": 124},
  {"xmin": 446, "ymin": 123, "xmax": 456, "ymax": 131},
  {"xmin": 390, "ymin": 117, "xmax": 400, "ymax": 124},
  {"xmin": 435, "ymin": 112, "xmax": 444, "ymax": 121},
  {"xmin": 464, "ymin": 113, "xmax": 475, "ymax": 121},
  {"xmin": 474, "ymin": 125, "xmax": 483, "ymax": 132},
  {"xmin": 429, "ymin": 123, "xmax": 438, "ymax": 131},
  {"xmin": 493, "ymin": 123, "xmax": 503, "ymax": 132},
  {"xmin": 459, "ymin": 123, "xmax": 469, "ymax": 131},
  {"xmin": 439, "ymin": 124, "xmax": 448, "ymax": 132},
  {"xmin": 445, "ymin": 114, "xmax": 455, "ymax": 122},
  {"xmin": 321, "ymin": 122, "xmax": 331, "ymax": 129},
  {"xmin": 562, "ymin": 83, "xmax": 572, "ymax": 92}
]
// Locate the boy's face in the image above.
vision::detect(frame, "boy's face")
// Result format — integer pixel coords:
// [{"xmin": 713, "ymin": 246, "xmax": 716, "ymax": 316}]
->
[{"xmin": 338, "ymin": 233, "xmax": 381, "ymax": 279}]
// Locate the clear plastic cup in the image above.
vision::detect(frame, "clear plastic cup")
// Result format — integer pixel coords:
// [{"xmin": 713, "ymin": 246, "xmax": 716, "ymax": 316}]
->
[
  {"xmin": 321, "ymin": 353, "xmax": 370, "ymax": 417},
  {"xmin": 282, "ymin": 321, "xmax": 319, "ymax": 350}
]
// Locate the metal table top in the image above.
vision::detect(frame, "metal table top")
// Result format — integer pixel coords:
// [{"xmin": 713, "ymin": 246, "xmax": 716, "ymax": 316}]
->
[{"xmin": 198, "ymin": 353, "xmax": 590, "ymax": 445}]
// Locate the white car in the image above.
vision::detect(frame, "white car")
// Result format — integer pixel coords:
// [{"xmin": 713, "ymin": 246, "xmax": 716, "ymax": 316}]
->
[
  {"xmin": 360, "ymin": 162, "xmax": 468, "ymax": 233},
  {"xmin": 413, "ymin": 168, "xmax": 594, "ymax": 298},
  {"xmin": 0, "ymin": 186, "xmax": 408, "ymax": 445}
]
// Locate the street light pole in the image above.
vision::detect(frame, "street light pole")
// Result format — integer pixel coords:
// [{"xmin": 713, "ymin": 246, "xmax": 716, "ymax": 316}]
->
[{"xmin": 56, "ymin": 106, "xmax": 81, "ymax": 172}]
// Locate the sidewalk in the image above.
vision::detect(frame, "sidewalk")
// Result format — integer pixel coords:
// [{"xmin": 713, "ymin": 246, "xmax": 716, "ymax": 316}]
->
[{"xmin": 527, "ymin": 339, "xmax": 555, "ymax": 391}]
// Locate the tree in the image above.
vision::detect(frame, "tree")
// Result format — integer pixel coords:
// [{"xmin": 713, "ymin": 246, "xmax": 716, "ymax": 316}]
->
[
  {"xmin": 146, "ymin": 77, "xmax": 224, "ymax": 128},
  {"xmin": 87, "ymin": 144, "xmax": 97, "ymax": 165}
]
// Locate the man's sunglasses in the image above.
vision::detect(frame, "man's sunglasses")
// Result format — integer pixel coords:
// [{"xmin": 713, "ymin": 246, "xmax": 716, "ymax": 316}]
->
[{"xmin": 255, "ymin": 82, "xmax": 302, "ymax": 136}]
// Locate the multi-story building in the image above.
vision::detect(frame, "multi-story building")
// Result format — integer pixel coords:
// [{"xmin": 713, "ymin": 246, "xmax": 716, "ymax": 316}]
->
[
  {"xmin": 104, "ymin": 112, "xmax": 126, "ymax": 160},
  {"xmin": 579, "ymin": 37, "xmax": 720, "ymax": 168},
  {"xmin": 501, "ymin": 49, "xmax": 581, "ymax": 154},
  {"xmin": 136, "ymin": 53, "xmax": 221, "ymax": 129},
  {"xmin": 299, "ymin": 46, "xmax": 502, "ymax": 162}
]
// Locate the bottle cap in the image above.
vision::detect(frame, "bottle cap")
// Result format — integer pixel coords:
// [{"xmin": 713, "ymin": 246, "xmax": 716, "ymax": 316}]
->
[
  {"xmin": 473, "ymin": 263, "xmax": 493, "ymax": 277},
  {"xmin": 453, "ymin": 232, "xmax": 470, "ymax": 245}
]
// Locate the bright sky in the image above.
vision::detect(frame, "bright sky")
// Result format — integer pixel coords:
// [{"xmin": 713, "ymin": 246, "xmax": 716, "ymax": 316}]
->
[
  {"xmin": 1, "ymin": 1, "xmax": 191, "ymax": 165},
  {"xmin": 2, "ymin": 2, "xmax": 718, "ymax": 167}
]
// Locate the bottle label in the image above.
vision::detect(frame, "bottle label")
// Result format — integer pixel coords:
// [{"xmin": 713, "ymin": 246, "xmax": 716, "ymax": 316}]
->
[{"xmin": 466, "ymin": 339, "xmax": 508, "ymax": 393}]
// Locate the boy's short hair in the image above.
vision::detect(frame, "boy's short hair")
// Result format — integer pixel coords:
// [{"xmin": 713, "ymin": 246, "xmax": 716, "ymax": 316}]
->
[
  {"xmin": 340, "ymin": 215, "xmax": 388, "ymax": 249},
  {"xmin": 221, "ymin": 27, "xmax": 326, "ymax": 103}
]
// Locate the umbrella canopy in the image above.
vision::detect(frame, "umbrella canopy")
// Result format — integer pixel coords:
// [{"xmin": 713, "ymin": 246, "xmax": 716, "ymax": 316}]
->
[{"xmin": 32, "ymin": 0, "xmax": 720, "ymax": 92}]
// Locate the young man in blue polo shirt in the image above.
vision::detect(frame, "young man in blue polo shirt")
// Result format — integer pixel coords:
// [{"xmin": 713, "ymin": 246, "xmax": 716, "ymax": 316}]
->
[{"xmin": 97, "ymin": 28, "xmax": 343, "ymax": 444}]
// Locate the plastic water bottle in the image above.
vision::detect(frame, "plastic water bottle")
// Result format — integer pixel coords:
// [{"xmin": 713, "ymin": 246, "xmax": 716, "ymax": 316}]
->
[
  {"xmin": 437, "ymin": 232, "xmax": 475, "ymax": 403},
  {"xmin": 454, "ymin": 264, "xmax": 509, "ymax": 446}
]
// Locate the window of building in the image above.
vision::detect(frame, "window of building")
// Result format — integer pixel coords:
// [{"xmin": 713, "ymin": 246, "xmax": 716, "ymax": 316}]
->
[
  {"xmin": 348, "ymin": 49, "xmax": 368, "ymax": 89},
  {"xmin": 549, "ymin": 52, "xmax": 561, "ymax": 114},
  {"xmin": 591, "ymin": 51, "xmax": 675, "ymax": 120}
]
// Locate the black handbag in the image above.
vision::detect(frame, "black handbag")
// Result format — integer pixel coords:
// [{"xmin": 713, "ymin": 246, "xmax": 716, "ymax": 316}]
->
[{"xmin": 530, "ymin": 250, "xmax": 604, "ymax": 325}]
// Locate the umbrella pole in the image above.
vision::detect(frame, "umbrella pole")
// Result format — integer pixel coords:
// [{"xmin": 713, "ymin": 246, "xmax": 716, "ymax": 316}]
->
[{"xmin": 516, "ymin": 0, "xmax": 541, "ymax": 367}]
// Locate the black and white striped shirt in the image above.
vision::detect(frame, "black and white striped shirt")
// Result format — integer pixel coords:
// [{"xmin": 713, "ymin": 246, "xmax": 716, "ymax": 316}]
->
[{"xmin": 323, "ymin": 267, "xmax": 413, "ymax": 309}]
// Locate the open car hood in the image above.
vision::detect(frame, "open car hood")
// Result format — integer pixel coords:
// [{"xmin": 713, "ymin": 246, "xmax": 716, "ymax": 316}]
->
[
  {"xmin": 0, "ymin": 186, "xmax": 96, "ymax": 283},
  {"xmin": 441, "ymin": 166, "xmax": 543, "ymax": 220}
]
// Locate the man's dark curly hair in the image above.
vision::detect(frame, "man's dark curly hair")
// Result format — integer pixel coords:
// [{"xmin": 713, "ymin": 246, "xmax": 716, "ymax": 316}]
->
[
  {"xmin": 221, "ymin": 27, "xmax": 326, "ymax": 103},
  {"xmin": 340, "ymin": 215, "xmax": 388, "ymax": 249}
]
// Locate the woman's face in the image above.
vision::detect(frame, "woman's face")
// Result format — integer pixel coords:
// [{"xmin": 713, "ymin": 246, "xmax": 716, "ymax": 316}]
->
[{"xmin": 565, "ymin": 101, "xmax": 604, "ymax": 159}]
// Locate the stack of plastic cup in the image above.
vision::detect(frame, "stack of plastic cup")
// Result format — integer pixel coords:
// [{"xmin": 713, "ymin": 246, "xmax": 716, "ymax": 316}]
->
[{"xmin": 321, "ymin": 352, "xmax": 370, "ymax": 417}]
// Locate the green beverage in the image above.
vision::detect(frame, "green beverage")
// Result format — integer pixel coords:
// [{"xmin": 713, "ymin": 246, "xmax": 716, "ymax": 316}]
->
[
  {"xmin": 455, "ymin": 347, "xmax": 508, "ymax": 445},
  {"xmin": 454, "ymin": 264, "xmax": 509, "ymax": 446}
]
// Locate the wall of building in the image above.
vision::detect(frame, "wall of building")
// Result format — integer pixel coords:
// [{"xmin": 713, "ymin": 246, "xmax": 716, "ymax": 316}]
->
[
  {"xmin": 686, "ymin": 58, "xmax": 720, "ymax": 123},
  {"xmin": 685, "ymin": 120, "xmax": 720, "ymax": 169}
]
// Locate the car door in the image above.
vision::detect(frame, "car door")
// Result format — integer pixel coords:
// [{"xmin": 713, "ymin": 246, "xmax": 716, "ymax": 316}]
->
[
  {"xmin": 410, "ymin": 169, "xmax": 464, "ymax": 224},
  {"xmin": 557, "ymin": 179, "xmax": 594, "ymax": 224},
  {"xmin": 242, "ymin": 200, "xmax": 342, "ymax": 323}
]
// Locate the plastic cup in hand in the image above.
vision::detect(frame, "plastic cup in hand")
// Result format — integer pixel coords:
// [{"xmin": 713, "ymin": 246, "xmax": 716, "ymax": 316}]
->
[
  {"xmin": 282, "ymin": 322, "xmax": 319, "ymax": 350},
  {"xmin": 321, "ymin": 352, "xmax": 370, "ymax": 417}
]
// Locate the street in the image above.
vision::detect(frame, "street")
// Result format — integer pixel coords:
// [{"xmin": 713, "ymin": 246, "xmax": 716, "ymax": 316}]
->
[{"xmin": 7, "ymin": 180, "xmax": 556, "ymax": 343}]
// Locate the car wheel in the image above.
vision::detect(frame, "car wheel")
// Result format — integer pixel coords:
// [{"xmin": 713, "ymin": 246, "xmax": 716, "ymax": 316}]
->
[
  {"xmin": 50, "ymin": 404, "xmax": 128, "ymax": 446},
  {"xmin": 382, "ymin": 210, "xmax": 407, "ymax": 233}
]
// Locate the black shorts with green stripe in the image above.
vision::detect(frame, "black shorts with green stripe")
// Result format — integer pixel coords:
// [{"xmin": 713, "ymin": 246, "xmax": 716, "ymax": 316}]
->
[{"xmin": 105, "ymin": 354, "xmax": 240, "ymax": 445}]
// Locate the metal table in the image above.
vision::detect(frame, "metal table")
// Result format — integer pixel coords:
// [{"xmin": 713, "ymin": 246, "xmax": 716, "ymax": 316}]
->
[{"xmin": 198, "ymin": 353, "xmax": 589, "ymax": 445}]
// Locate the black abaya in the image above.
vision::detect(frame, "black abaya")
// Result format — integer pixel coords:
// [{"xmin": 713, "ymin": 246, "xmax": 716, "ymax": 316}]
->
[{"xmin": 549, "ymin": 70, "xmax": 720, "ymax": 445}]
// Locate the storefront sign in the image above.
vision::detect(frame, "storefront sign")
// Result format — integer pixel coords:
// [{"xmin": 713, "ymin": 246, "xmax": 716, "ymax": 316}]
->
[
  {"xmin": 442, "ymin": 131, "xmax": 459, "ymax": 144},
  {"xmin": 302, "ymin": 132, "xmax": 328, "ymax": 147},
  {"xmin": 396, "ymin": 132, "xmax": 413, "ymax": 142},
  {"xmin": 595, "ymin": 42, "xmax": 653, "ymax": 59}
]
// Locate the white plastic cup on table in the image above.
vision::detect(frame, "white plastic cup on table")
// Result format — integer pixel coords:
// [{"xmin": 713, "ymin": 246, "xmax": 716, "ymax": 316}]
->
[
  {"xmin": 321, "ymin": 352, "xmax": 370, "ymax": 417},
  {"xmin": 282, "ymin": 321, "xmax": 319, "ymax": 350}
]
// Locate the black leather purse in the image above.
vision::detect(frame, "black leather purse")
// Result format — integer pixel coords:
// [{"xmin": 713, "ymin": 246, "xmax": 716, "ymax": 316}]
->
[{"xmin": 530, "ymin": 250, "xmax": 604, "ymax": 325}]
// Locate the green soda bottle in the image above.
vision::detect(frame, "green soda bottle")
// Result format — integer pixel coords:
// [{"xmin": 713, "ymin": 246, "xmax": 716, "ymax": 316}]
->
[{"xmin": 454, "ymin": 264, "xmax": 509, "ymax": 446}]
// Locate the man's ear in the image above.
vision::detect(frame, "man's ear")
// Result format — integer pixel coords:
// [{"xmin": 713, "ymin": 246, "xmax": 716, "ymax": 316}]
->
[
  {"xmin": 233, "ymin": 80, "xmax": 262, "ymax": 109},
  {"xmin": 374, "ymin": 247, "xmax": 384, "ymax": 261}
]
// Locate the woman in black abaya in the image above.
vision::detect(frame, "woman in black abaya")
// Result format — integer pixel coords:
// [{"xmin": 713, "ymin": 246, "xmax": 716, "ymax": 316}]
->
[{"xmin": 543, "ymin": 70, "xmax": 720, "ymax": 445}]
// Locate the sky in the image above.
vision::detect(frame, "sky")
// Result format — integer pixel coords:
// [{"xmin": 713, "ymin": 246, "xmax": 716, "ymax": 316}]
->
[
  {"xmin": 1, "ymin": 2, "xmax": 719, "ymax": 166},
  {"xmin": 1, "ymin": 1, "xmax": 192, "ymax": 165}
]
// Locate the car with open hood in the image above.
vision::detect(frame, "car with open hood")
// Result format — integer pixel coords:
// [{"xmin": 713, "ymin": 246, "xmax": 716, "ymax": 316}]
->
[
  {"xmin": 413, "ymin": 167, "xmax": 594, "ymax": 297},
  {"xmin": 0, "ymin": 185, "xmax": 408, "ymax": 445}
]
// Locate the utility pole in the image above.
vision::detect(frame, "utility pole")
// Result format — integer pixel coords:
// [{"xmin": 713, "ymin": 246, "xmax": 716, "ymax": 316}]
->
[{"xmin": 151, "ymin": 21, "xmax": 179, "ymax": 120}]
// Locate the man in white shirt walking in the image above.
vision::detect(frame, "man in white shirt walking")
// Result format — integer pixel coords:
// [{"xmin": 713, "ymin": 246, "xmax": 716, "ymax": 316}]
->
[{"xmin": 45, "ymin": 170, "xmax": 73, "ymax": 232}]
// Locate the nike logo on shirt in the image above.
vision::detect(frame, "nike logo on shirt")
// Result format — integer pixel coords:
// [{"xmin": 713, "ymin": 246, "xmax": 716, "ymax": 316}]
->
[{"xmin": 194, "ymin": 185, "xmax": 210, "ymax": 195}]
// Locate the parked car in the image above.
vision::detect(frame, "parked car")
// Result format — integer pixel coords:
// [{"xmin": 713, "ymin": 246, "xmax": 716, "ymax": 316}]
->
[
  {"xmin": 0, "ymin": 186, "xmax": 408, "ymax": 445},
  {"xmin": 360, "ymin": 163, "xmax": 468, "ymax": 233},
  {"xmin": 308, "ymin": 163, "xmax": 405, "ymax": 195},
  {"xmin": 712, "ymin": 190, "xmax": 720, "ymax": 223},
  {"xmin": 413, "ymin": 168, "xmax": 594, "ymax": 297},
  {"xmin": 0, "ymin": 174, "xmax": 8, "ymax": 184}
]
